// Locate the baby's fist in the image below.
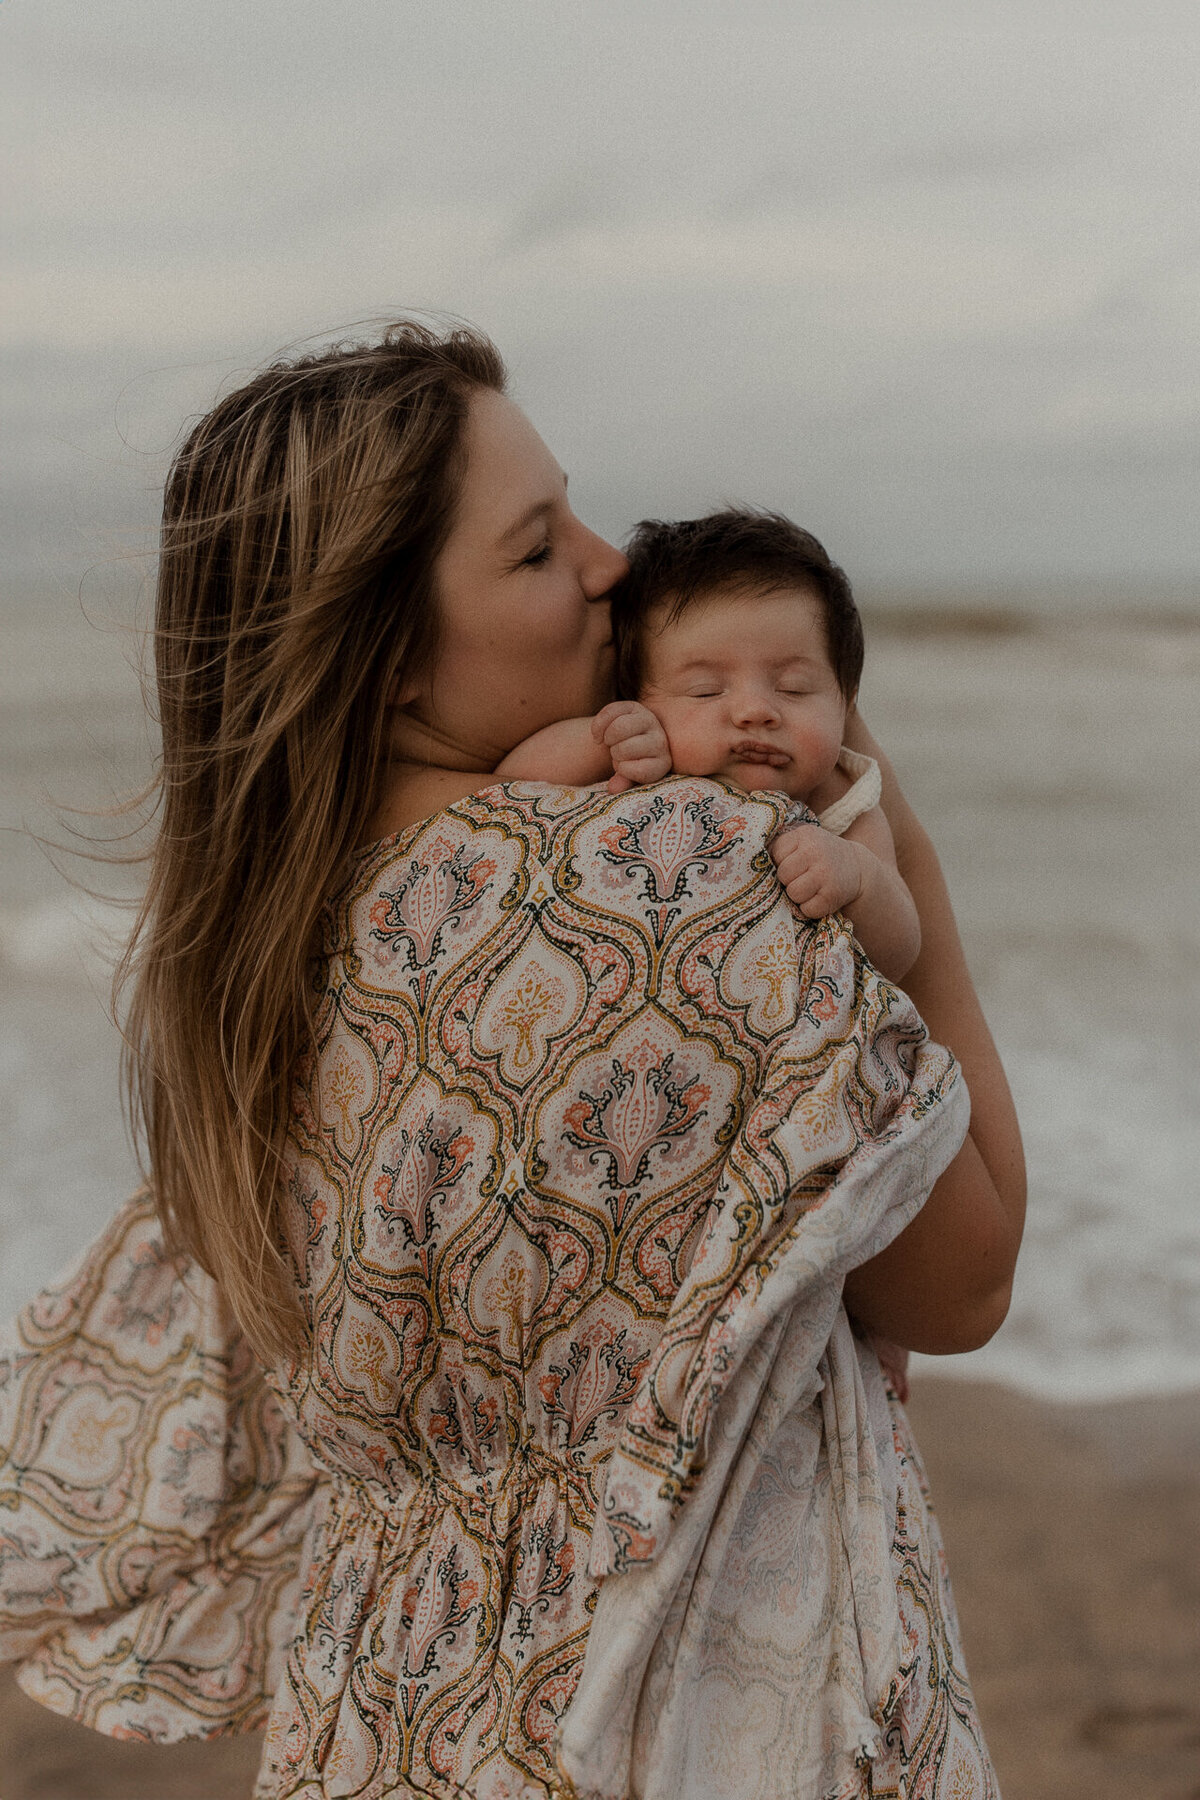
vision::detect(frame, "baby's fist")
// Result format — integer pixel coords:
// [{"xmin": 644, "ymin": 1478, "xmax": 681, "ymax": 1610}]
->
[
  {"xmin": 592, "ymin": 701, "xmax": 672, "ymax": 794},
  {"xmin": 771, "ymin": 823, "xmax": 864, "ymax": 918}
]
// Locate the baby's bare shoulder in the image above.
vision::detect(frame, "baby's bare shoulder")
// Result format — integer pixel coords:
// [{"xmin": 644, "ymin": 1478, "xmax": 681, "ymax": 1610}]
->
[{"xmin": 804, "ymin": 758, "xmax": 853, "ymax": 815}]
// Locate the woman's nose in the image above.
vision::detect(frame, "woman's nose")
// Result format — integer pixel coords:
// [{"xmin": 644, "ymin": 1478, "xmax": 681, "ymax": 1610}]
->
[{"xmin": 580, "ymin": 528, "xmax": 629, "ymax": 601}]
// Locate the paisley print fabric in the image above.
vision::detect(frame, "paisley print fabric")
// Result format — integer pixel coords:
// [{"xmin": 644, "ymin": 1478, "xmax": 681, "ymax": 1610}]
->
[
  {"xmin": 0, "ymin": 778, "xmax": 998, "ymax": 1799},
  {"xmin": 0, "ymin": 1194, "xmax": 317, "ymax": 1737}
]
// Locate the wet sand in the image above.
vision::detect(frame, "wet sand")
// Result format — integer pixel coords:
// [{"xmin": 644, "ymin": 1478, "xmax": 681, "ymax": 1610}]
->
[
  {"xmin": 906, "ymin": 1381, "xmax": 1200, "ymax": 1800},
  {"xmin": 2, "ymin": 1378, "xmax": 1197, "ymax": 1798}
]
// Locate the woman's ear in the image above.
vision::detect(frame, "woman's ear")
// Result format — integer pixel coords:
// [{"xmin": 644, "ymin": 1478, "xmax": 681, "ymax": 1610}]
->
[{"xmin": 387, "ymin": 673, "xmax": 421, "ymax": 708}]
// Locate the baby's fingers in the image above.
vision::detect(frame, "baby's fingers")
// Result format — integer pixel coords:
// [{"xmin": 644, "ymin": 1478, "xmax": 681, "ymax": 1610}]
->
[
  {"xmin": 612, "ymin": 727, "xmax": 668, "ymax": 764},
  {"xmin": 783, "ymin": 871, "xmax": 820, "ymax": 909},
  {"xmin": 596, "ymin": 701, "xmax": 657, "ymax": 744},
  {"xmin": 771, "ymin": 822, "xmax": 823, "ymax": 864},
  {"xmin": 785, "ymin": 878, "xmax": 836, "ymax": 918},
  {"xmin": 592, "ymin": 702, "xmax": 639, "ymax": 744},
  {"xmin": 773, "ymin": 845, "xmax": 817, "ymax": 889},
  {"xmin": 778, "ymin": 855, "xmax": 837, "ymax": 917},
  {"xmin": 613, "ymin": 752, "xmax": 672, "ymax": 782}
]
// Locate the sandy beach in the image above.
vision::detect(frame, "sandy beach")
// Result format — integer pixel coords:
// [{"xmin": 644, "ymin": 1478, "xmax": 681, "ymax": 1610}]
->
[
  {"xmin": 2, "ymin": 1377, "xmax": 1196, "ymax": 1799},
  {"xmin": 908, "ymin": 1381, "xmax": 1200, "ymax": 1800}
]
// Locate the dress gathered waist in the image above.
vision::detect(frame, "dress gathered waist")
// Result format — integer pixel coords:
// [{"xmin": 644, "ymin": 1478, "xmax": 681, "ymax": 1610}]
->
[{"xmin": 303, "ymin": 1432, "xmax": 596, "ymax": 1539}]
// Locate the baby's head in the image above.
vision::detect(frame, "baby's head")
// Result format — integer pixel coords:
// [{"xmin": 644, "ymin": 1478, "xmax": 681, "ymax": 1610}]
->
[{"xmin": 612, "ymin": 509, "xmax": 863, "ymax": 803}]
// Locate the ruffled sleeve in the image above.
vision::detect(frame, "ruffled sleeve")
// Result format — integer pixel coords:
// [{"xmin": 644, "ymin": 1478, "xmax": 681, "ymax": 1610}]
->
[{"xmin": 0, "ymin": 1192, "xmax": 320, "ymax": 1742}]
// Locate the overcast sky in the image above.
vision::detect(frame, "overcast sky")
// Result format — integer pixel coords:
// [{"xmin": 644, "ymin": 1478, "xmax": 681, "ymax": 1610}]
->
[{"xmin": 5, "ymin": 0, "xmax": 1199, "ymax": 602}]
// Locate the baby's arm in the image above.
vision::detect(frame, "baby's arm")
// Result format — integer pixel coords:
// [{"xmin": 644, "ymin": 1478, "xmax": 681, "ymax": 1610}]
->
[
  {"xmin": 494, "ymin": 701, "xmax": 672, "ymax": 794},
  {"xmin": 771, "ymin": 804, "xmax": 922, "ymax": 983},
  {"xmin": 494, "ymin": 716, "xmax": 610, "ymax": 785}
]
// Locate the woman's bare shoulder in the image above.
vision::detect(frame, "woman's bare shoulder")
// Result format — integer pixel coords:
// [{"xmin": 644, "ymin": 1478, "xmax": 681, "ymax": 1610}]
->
[{"xmin": 365, "ymin": 766, "xmax": 493, "ymax": 841}]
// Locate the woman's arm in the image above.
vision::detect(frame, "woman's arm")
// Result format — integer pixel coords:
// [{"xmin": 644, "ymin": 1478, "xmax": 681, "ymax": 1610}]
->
[{"xmin": 839, "ymin": 710, "xmax": 1027, "ymax": 1355}]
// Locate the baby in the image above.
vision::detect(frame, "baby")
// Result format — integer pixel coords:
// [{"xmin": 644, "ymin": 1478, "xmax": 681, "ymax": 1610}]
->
[{"xmin": 496, "ymin": 508, "xmax": 921, "ymax": 985}]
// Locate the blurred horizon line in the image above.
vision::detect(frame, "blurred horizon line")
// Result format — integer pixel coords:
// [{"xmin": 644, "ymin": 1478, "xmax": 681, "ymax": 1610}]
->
[{"xmin": 8, "ymin": 571, "xmax": 1199, "ymax": 635}]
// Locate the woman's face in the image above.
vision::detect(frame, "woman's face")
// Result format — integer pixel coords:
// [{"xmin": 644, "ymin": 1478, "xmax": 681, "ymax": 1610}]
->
[{"xmin": 411, "ymin": 389, "xmax": 628, "ymax": 766}]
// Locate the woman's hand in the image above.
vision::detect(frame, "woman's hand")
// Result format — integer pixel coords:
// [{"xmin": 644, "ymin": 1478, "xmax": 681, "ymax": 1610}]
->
[{"xmin": 840, "ymin": 706, "xmax": 1027, "ymax": 1355}]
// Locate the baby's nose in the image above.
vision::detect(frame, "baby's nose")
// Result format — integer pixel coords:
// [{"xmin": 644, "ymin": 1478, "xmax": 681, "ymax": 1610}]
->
[{"xmin": 730, "ymin": 687, "xmax": 780, "ymax": 724}]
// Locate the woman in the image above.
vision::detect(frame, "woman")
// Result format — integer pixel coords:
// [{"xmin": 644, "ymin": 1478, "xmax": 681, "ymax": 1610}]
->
[{"xmin": 0, "ymin": 323, "xmax": 1024, "ymax": 1799}]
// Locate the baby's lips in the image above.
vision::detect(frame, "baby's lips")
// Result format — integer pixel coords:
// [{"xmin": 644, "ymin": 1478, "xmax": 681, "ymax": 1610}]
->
[{"xmin": 730, "ymin": 740, "xmax": 791, "ymax": 767}]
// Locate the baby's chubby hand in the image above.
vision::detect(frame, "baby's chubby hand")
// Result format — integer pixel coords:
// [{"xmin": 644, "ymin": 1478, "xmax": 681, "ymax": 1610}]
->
[
  {"xmin": 771, "ymin": 823, "xmax": 864, "ymax": 918},
  {"xmin": 592, "ymin": 701, "xmax": 673, "ymax": 794}
]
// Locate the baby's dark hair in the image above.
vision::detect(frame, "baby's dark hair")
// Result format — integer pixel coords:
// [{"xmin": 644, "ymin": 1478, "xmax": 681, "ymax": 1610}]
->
[{"xmin": 612, "ymin": 508, "xmax": 864, "ymax": 701}]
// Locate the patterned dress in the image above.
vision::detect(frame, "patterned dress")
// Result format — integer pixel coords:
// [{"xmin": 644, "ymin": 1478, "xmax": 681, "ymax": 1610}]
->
[{"xmin": 0, "ymin": 779, "xmax": 1000, "ymax": 1800}]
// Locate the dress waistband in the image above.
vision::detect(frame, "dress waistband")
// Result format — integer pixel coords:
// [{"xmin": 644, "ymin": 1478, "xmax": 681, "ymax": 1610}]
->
[{"xmin": 311, "ymin": 1435, "xmax": 594, "ymax": 1536}]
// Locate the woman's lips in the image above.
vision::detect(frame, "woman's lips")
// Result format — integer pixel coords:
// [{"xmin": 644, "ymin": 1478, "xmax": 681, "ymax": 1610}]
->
[{"xmin": 730, "ymin": 739, "xmax": 790, "ymax": 767}]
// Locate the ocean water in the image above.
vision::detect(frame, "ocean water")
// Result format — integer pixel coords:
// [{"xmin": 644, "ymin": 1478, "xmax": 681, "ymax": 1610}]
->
[
  {"xmin": 2, "ymin": 602, "xmax": 1198, "ymax": 1402},
  {"xmin": 857, "ymin": 616, "xmax": 1200, "ymax": 1400}
]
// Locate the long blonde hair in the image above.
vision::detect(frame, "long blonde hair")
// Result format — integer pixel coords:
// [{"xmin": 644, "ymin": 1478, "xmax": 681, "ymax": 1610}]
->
[{"xmin": 116, "ymin": 321, "xmax": 506, "ymax": 1362}]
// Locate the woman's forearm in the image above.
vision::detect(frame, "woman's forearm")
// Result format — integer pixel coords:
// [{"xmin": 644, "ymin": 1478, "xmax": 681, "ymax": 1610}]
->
[{"xmin": 840, "ymin": 714, "xmax": 1027, "ymax": 1353}]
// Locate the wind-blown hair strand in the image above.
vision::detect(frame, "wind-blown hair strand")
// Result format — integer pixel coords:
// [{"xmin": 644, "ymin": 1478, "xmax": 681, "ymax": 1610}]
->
[{"xmin": 114, "ymin": 321, "xmax": 506, "ymax": 1361}]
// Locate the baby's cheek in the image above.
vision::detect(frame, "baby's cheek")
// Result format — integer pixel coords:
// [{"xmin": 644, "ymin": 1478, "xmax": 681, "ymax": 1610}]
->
[
  {"xmin": 661, "ymin": 720, "xmax": 721, "ymax": 776},
  {"xmin": 797, "ymin": 718, "xmax": 844, "ymax": 771}
]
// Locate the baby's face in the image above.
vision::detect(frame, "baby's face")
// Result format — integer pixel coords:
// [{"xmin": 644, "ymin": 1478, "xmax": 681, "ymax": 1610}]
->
[{"xmin": 638, "ymin": 585, "xmax": 847, "ymax": 802}]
